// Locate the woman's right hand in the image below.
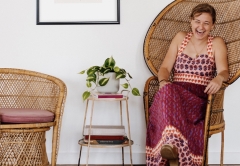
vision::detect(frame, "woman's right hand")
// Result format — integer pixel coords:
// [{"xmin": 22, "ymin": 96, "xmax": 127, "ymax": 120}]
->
[{"xmin": 159, "ymin": 80, "xmax": 171, "ymax": 90}]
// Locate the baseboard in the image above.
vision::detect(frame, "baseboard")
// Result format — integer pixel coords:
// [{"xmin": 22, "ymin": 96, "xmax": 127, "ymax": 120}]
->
[
  {"xmin": 56, "ymin": 151, "xmax": 145, "ymax": 164},
  {"xmin": 55, "ymin": 151, "xmax": 240, "ymax": 164},
  {"xmin": 208, "ymin": 152, "xmax": 240, "ymax": 164},
  {"xmin": 79, "ymin": 165, "xmax": 145, "ymax": 166},
  {"xmin": 57, "ymin": 165, "xmax": 145, "ymax": 166}
]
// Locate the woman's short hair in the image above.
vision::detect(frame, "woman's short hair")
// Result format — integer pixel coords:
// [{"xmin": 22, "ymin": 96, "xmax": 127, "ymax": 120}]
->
[{"xmin": 190, "ymin": 3, "xmax": 216, "ymax": 24}]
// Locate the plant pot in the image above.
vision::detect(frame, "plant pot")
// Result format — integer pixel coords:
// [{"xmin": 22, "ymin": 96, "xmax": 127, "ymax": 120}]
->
[{"xmin": 97, "ymin": 72, "xmax": 120, "ymax": 93}]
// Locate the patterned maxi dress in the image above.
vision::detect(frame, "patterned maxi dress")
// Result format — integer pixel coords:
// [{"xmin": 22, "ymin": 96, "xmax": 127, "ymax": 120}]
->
[{"xmin": 146, "ymin": 32, "xmax": 216, "ymax": 166}]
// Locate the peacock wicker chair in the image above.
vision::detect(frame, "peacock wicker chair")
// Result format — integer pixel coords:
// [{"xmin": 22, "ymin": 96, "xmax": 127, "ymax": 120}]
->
[
  {"xmin": 0, "ymin": 68, "xmax": 67, "ymax": 166},
  {"xmin": 143, "ymin": 0, "xmax": 240, "ymax": 165}
]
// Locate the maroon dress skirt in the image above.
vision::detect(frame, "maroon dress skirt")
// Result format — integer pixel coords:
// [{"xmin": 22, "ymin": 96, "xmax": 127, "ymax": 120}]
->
[{"xmin": 146, "ymin": 81, "xmax": 208, "ymax": 166}]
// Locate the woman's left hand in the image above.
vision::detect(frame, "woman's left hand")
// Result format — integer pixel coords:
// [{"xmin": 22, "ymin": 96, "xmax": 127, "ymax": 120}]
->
[{"xmin": 204, "ymin": 75, "xmax": 223, "ymax": 94}]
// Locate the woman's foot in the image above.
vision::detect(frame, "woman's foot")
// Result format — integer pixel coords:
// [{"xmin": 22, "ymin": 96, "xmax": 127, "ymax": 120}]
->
[
  {"xmin": 168, "ymin": 159, "xmax": 179, "ymax": 166},
  {"xmin": 160, "ymin": 144, "xmax": 178, "ymax": 159},
  {"xmin": 160, "ymin": 144, "xmax": 179, "ymax": 166}
]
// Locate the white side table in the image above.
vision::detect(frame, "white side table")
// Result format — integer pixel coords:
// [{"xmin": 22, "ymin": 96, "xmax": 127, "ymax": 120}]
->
[{"xmin": 77, "ymin": 96, "xmax": 133, "ymax": 166}]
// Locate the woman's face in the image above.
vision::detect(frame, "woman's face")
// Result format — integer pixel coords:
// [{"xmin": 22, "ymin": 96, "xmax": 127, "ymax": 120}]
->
[{"xmin": 190, "ymin": 12, "xmax": 214, "ymax": 40}]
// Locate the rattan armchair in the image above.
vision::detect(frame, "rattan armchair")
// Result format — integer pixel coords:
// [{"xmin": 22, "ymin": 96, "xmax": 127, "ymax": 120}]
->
[
  {"xmin": 143, "ymin": 0, "xmax": 240, "ymax": 165},
  {"xmin": 0, "ymin": 68, "xmax": 67, "ymax": 166}
]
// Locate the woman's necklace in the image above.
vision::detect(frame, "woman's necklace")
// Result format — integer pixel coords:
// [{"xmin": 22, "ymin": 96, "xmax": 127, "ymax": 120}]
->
[{"xmin": 190, "ymin": 40, "xmax": 207, "ymax": 58}]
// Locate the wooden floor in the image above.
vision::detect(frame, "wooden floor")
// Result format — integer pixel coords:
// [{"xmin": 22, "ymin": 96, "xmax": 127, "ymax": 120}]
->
[{"xmin": 57, "ymin": 165, "xmax": 240, "ymax": 166}]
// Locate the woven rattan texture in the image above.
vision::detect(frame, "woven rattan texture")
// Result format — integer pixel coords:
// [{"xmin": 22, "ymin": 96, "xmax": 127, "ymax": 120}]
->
[
  {"xmin": 0, "ymin": 73, "xmax": 59, "ymax": 111},
  {"xmin": 146, "ymin": 79, "xmax": 159, "ymax": 107},
  {"xmin": 0, "ymin": 128, "xmax": 49, "ymax": 166},
  {"xmin": 208, "ymin": 85, "xmax": 226, "ymax": 135},
  {"xmin": 0, "ymin": 68, "xmax": 67, "ymax": 166},
  {"xmin": 144, "ymin": 0, "xmax": 240, "ymax": 84},
  {"xmin": 143, "ymin": 76, "xmax": 159, "ymax": 125}
]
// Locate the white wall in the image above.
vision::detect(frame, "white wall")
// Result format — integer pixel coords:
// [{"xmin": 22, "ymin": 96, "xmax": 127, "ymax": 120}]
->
[{"xmin": 0, "ymin": 0, "xmax": 240, "ymax": 164}]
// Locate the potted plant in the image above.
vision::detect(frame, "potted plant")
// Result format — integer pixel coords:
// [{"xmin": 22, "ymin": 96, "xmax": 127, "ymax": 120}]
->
[{"xmin": 79, "ymin": 56, "xmax": 140, "ymax": 100}]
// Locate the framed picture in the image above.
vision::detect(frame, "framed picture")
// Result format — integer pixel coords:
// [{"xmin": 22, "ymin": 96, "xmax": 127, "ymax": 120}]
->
[{"xmin": 36, "ymin": 0, "xmax": 120, "ymax": 25}]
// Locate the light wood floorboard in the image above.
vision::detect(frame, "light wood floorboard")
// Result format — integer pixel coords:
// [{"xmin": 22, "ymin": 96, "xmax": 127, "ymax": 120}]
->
[{"xmin": 57, "ymin": 165, "xmax": 240, "ymax": 166}]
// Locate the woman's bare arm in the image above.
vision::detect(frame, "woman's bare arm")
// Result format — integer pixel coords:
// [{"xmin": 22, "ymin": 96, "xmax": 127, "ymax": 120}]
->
[
  {"xmin": 204, "ymin": 37, "xmax": 229, "ymax": 94},
  {"xmin": 158, "ymin": 32, "xmax": 186, "ymax": 89}
]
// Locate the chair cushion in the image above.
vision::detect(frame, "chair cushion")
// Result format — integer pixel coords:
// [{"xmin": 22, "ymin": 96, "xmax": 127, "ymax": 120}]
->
[{"xmin": 0, "ymin": 108, "xmax": 54, "ymax": 123}]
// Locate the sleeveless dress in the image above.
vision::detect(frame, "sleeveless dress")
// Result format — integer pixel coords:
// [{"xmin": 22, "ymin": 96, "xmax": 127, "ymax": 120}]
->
[{"xmin": 146, "ymin": 32, "xmax": 216, "ymax": 166}]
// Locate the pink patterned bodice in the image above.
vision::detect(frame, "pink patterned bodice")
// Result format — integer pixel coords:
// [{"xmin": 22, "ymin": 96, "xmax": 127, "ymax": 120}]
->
[{"xmin": 173, "ymin": 32, "xmax": 216, "ymax": 86}]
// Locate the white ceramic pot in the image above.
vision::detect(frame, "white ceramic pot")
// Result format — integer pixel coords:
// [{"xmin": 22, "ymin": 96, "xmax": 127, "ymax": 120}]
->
[{"xmin": 96, "ymin": 72, "xmax": 120, "ymax": 93}]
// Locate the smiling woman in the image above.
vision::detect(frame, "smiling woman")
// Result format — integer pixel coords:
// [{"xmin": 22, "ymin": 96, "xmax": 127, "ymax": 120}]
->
[{"xmin": 145, "ymin": 3, "xmax": 229, "ymax": 166}]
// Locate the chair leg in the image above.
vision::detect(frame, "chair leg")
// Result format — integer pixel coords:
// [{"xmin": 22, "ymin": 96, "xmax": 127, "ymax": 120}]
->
[
  {"xmin": 51, "ymin": 126, "xmax": 58, "ymax": 166},
  {"xmin": 206, "ymin": 143, "xmax": 209, "ymax": 166},
  {"xmin": 220, "ymin": 131, "xmax": 224, "ymax": 166}
]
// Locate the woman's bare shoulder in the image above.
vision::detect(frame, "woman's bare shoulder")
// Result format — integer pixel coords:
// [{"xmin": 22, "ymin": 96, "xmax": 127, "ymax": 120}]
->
[
  {"xmin": 176, "ymin": 31, "xmax": 188, "ymax": 38},
  {"xmin": 212, "ymin": 36, "xmax": 227, "ymax": 57},
  {"xmin": 212, "ymin": 36, "xmax": 226, "ymax": 47},
  {"xmin": 172, "ymin": 31, "xmax": 188, "ymax": 44}
]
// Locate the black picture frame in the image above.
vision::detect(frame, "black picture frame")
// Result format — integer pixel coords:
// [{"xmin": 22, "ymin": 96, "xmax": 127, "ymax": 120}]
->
[{"xmin": 36, "ymin": 0, "xmax": 120, "ymax": 25}]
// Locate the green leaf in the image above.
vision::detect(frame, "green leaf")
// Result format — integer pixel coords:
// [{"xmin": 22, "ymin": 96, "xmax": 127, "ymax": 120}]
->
[
  {"xmin": 88, "ymin": 66, "xmax": 99, "ymax": 70},
  {"xmin": 98, "ymin": 77, "xmax": 109, "ymax": 86},
  {"xmin": 116, "ymin": 72, "xmax": 126, "ymax": 79},
  {"xmin": 87, "ymin": 69, "xmax": 96, "ymax": 76},
  {"xmin": 121, "ymin": 83, "xmax": 129, "ymax": 89},
  {"xmin": 114, "ymin": 66, "xmax": 120, "ymax": 72},
  {"xmin": 86, "ymin": 74, "xmax": 96, "ymax": 83},
  {"xmin": 127, "ymin": 73, "xmax": 132, "ymax": 79},
  {"xmin": 103, "ymin": 68, "xmax": 111, "ymax": 74},
  {"xmin": 99, "ymin": 67, "xmax": 106, "ymax": 74},
  {"xmin": 86, "ymin": 66, "xmax": 100, "ymax": 75},
  {"xmin": 82, "ymin": 91, "xmax": 90, "ymax": 101},
  {"xmin": 132, "ymin": 88, "xmax": 141, "ymax": 96},
  {"xmin": 91, "ymin": 66, "xmax": 100, "ymax": 70},
  {"xmin": 104, "ymin": 56, "xmax": 115, "ymax": 68},
  {"xmin": 86, "ymin": 81, "xmax": 92, "ymax": 88},
  {"xmin": 120, "ymin": 69, "xmax": 126, "ymax": 74},
  {"xmin": 79, "ymin": 70, "xmax": 85, "ymax": 74}
]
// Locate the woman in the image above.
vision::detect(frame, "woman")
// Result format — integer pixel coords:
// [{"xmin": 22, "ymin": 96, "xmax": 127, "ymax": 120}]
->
[{"xmin": 146, "ymin": 3, "xmax": 229, "ymax": 166}]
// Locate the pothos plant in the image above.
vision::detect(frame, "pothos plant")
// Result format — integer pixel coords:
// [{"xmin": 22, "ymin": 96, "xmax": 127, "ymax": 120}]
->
[{"xmin": 79, "ymin": 56, "xmax": 141, "ymax": 100}]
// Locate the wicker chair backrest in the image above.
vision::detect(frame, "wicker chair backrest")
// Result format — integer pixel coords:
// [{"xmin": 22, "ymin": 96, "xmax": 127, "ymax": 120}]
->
[
  {"xmin": 144, "ymin": 0, "xmax": 240, "ymax": 84},
  {"xmin": 0, "ymin": 68, "xmax": 66, "ymax": 114}
]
